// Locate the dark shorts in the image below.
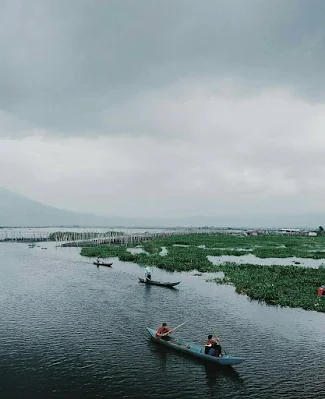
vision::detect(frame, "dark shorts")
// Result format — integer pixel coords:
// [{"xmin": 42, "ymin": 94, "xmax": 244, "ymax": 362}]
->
[{"xmin": 205, "ymin": 345, "xmax": 221, "ymax": 356}]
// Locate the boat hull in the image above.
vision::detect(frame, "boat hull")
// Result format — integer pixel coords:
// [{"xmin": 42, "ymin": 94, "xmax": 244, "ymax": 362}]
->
[
  {"xmin": 147, "ymin": 328, "xmax": 244, "ymax": 366},
  {"xmin": 93, "ymin": 261, "xmax": 113, "ymax": 267},
  {"xmin": 138, "ymin": 278, "xmax": 180, "ymax": 287}
]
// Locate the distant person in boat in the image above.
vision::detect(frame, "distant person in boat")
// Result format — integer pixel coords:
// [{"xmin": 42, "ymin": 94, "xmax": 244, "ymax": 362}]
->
[
  {"xmin": 144, "ymin": 266, "xmax": 152, "ymax": 282},
  {"xmin": 156, "ymin": 323, "xmax": 173, "ymax": 340},
  {"xmin": 205, "ymin": 334, "xmax": 222, "ymax": 358}
]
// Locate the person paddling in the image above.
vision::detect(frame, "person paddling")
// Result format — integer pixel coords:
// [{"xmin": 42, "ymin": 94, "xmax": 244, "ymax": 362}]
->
[
  {"xmin": 205, "ymin": 334, "xmax": 222, "ymax": 358},
  {"xmin": 156, "ymin": 322, "xmax": 173, "ymax": 340},
  {"xmin": 144, "ymin": 266, "xmax": 152, "ymax": 282}
]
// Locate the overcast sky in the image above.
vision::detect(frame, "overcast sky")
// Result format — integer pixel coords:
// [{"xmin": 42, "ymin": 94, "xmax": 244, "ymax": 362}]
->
[{"xmin": 1, "ymin": 0, "xmax": 325, "ymax": 218}]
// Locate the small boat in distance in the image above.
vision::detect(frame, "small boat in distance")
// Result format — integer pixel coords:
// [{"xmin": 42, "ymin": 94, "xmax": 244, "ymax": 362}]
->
[
  {"xmin": 138, "ymin": 278, "xmax": 180, "ymax": 287},
  {"xmin": 147, "ymin": 328, "xmax": 245, "ymax": 366},
  {"xmin": 93, "ymin": 261, "xmax": 113, "ymax": 267}
]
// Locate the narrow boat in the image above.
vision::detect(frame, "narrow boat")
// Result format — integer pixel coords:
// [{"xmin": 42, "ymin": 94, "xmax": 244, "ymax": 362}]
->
[
  {"xmin": 147, "ymin": 328, "xmax": 245, "ymax": 366},
  {"xmin": 93, "ymin": 261, "xmax": 113, "ymax": 267},
  {"xmin": 138, "ymin": 277, "xmax": 180, "ymax": 287}
]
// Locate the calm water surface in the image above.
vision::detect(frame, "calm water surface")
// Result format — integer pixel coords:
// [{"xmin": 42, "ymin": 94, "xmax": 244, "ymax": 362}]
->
[
  {"xmin": 0, "ymin": 243, "xmax": 324, "ymax": 398},
  {"xmin": 208, "ymin": 254, "xmax": 325, "ymax": 268}
]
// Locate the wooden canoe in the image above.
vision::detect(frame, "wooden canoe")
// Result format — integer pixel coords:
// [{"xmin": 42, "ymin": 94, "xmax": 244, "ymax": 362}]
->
[
  {"xmin": 147, "ymin": 328, "xmax": 244, "ymax": 366},
  {"xmin": 93, "ymin": 261, "xmax": 113, "ymax": 267},
  {"xmin": 138, "ymin": 277, "xmax": 180, "ymax": 287}
]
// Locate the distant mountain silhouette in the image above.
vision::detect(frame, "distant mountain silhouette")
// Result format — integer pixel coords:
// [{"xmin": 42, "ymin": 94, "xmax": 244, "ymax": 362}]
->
[
  {"xmin": 0, "ymin": 187, "xmax": 320, "ymax": 228},
  {"xmin": 0, "ymin": 187, "xmax": 130, "ymax": 227}
]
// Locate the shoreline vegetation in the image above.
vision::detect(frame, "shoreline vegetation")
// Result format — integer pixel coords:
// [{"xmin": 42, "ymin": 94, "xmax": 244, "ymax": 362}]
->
[{"xmin": 81, "ymin": 233, "xmax": 325, "ymax": 313}]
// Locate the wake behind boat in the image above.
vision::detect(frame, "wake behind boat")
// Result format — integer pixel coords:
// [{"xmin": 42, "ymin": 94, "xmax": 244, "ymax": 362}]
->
[
  {"xmin": 147, "ymin": 328, "xmax": 245, "ymax": 366},
  {"xmin": 138, "ymin": 278, "xmax": 180, "ymax": 287}
]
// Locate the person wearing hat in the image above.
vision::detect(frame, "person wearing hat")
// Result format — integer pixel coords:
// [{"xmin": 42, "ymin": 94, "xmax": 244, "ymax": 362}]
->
[{"xmin": 144, "ymin": 266, "xmax": 152, "ymax": 282}]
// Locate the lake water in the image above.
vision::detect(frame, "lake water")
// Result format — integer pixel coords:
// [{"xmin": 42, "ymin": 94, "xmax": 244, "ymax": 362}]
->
[
  {"xmin": 127, "ymin": 247, "xmax": 148, "ymax": 255},
  {"xmin": 208, "ymin": 254, "xmax": 325, "ymax": 268},
  {"xmin": 0, "ymin": 242, "xmax": 324, "ymax": 398}
]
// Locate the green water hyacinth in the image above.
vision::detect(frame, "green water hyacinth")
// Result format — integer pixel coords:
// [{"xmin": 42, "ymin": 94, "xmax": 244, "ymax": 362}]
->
[
  {"xmin": 81, "ymin": 233, "xmax": 325, "ymax": 312},
  {"xmin": 208, "ymin": 263, "xmax": 325, "ymax": 312}
]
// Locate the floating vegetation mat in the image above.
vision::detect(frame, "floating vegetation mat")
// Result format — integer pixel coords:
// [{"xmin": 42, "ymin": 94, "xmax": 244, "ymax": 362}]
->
[{"xmin": 81, "ymin": 233, "xmax": 325, "ymax": 312}]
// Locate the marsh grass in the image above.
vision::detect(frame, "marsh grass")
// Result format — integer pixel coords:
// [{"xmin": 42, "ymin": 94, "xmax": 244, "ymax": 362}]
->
[
  {"xmin": 81, "ymin": 233, "xmax": 325, "ymax": 312},
  {"xmin": 209, "ymin": 263, "xmax": 325, "ymax": 312}
]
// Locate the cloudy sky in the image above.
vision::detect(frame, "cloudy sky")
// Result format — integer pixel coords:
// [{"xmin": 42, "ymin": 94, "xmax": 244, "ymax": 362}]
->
[{"xmin": 1, "ymin": 0, "xmax": 325, "ymax": 219}]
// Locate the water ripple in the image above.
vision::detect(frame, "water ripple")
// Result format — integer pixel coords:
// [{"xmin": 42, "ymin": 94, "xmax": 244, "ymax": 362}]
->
[{"xmin": 0, "ymin": 242, "xmax": 324, "ymax": 399}]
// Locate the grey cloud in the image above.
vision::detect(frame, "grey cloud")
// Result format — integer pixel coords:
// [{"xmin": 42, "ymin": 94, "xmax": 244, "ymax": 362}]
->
[{"xmin": 0, "ymin": 0, "xmax": 325, "ymax": 136}]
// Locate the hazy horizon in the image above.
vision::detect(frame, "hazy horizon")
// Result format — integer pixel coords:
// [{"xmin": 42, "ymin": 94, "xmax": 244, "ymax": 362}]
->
[
  {"xmin": 0, "ymin": 186, "xmax": 322, "ymax": 230},
  {"xmin": 1, "ymin": 1, "xmax": 325, "ymax": 219}
]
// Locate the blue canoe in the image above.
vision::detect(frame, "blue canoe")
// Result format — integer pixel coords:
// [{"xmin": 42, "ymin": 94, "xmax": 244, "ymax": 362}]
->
[
  {"xmin": 138, "ymin": 278, "xmax": 180, "ymax": 287},
  {"xmin": 147, "ymin": 328, "xmax": 245, "ymax": 366}
]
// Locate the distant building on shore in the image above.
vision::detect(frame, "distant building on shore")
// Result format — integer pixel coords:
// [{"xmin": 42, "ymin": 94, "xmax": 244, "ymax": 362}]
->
[
  {"xmin": 243, "ymin": 228, "xmax": 318, "ymax": 237},
  {"xmin": 280, "ymin": 228, "xmax": 301, "ymax": 235},
  {"xmin": 307, "ymin": 231, "xmax": 317, "ymax": 237},
  {"xmin": 246, "ymin": 230, "xmax": 259, "ymax": 236},
  {"xmin": 279, "ymin": 228, "xmax": 317, "ymax": 236}
]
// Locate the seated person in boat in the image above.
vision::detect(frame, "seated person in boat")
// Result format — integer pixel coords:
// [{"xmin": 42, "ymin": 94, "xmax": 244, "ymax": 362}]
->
[
  {"xmin": 205, "ymin": 334, "xmax": 222, "ymax": 358},
  {"xmin": 144, "ymin": 266, "xmax": 152, "ymax": 282},
  {"xmin": 156, "ymin": 323, "xmax": 173, "ymax": 340}
]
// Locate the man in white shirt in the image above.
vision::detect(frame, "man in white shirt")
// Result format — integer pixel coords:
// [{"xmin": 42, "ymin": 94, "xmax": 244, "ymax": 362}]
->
[{"xmin": 144, "ymin": 266, "xmax": 152, "ymax": 282}]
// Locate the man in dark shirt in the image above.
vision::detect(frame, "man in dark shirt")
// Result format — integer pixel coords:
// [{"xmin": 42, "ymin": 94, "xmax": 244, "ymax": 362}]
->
[{"xmin": 205, "ymin": 334, "xmax": 222, "ymax": 357}]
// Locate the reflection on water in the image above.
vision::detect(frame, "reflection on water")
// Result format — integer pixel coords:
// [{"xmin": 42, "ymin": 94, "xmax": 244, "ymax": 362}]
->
[
  {"xmin": 150, "ymin": 339, "xmax": 246, "ymax": 392},
  {"xmin": 0, "ymin": 242, "xmax": 324, "ymax": 399},
  {"xmin": 150, "ymin": 344, "xmax": 168, "ymax": 372},
  {"xmin": 204, "ymin": 363, "xmax": 245, "ymax": 389}
]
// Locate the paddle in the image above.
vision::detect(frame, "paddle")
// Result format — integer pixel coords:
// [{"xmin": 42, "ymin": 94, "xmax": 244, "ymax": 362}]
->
[
  {"xmin": 161, "ymin": 321, "xmax": 187, "ymax": 336},
  {"xmin": 213, "ymin": 328, "xmax": 227, "ymax": 355}
]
